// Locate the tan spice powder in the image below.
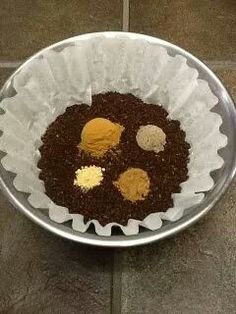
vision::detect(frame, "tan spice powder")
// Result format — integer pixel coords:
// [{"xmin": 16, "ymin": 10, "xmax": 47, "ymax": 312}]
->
[
  {"xmin": 136, "ymin": 124, "xmax": 166, "ymax": 154},
  {"xmin": 114, "ymin": 168, "xmax": 150, "ymax": 202}
]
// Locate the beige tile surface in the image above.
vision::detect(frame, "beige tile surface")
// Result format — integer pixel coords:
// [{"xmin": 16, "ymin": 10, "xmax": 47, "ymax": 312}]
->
[
  {"xmin": 130, "ymin": 0, "xmax": 236, "ymax": 60},
  {"xmin": 0, "ymin": 0, "xmax": 122, "ymax": 60}
]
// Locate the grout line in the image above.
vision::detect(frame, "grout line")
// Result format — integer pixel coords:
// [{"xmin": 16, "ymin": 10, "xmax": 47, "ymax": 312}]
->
[
  {"xmin": 122, "ymin": 0, "xmax": 130, "ymax": 32},
  {"xmin": 204, "ymin": 60, "xmax": 236, "ymax": 70},
  {"xmin": 0, "ymin": 61, "xmax": 22, "ymax": 68},
  {"xmin": 111, "ymin": 250, "xmax": 123, "ymax": 314}
]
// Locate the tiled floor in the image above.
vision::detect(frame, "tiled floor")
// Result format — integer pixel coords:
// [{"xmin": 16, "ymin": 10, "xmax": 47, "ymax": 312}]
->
[
  {"xmin": 0, "ymin": 194, "xmax": 112, "ymax": 314},
  {"xmin": 120, "ymin": 179, "xmax": 236, "ymax": 314},
  {"xmin": 129, "ymin": 0, "xmax": 236, "ymax": 60},
  {"xmin": 0, "ymin": 1, "xmax": 235, "ymax": 313},
  {"xmin": 0, "ymin": 0, "xmax": 122, "ymax": 60}
]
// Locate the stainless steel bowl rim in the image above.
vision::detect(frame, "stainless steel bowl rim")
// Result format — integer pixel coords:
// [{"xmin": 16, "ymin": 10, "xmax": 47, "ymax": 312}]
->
[{"xmin": 0, "ymin": 31, "xmax": 236, "ymax": 247}]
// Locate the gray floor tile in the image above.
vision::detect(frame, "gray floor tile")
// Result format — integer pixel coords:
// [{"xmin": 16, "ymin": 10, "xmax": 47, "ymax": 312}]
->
[
  {"xmin": 130, "ymin": 0, "xmax": 236, "ymax": 60},
  {"xmin": 0, "ymin": 0, "xmax": 122, "ymax": 60},
  {"xmin": 0, "ymin": 193, "xmax": 113, "ymax": 314},
  {"xmin": 121, "ymin": 179, "xmax": 236, "ymax": 314}
]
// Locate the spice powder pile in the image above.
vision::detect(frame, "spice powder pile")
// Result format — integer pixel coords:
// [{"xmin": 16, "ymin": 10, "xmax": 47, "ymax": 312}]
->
[
  {"xmin": 74, "ymin": 166, "xmax": 105, "ymax": 191},
  {"xmin": 38, "ymin": 92, "xmax": 190, "ymax": 225},
  {"xmin": 114, "ymin": 168, "xmax": 150, "ymax": 203},
  {"xmin": 79, "ymin": 117, "xmax": 124, "ymax": 157}
]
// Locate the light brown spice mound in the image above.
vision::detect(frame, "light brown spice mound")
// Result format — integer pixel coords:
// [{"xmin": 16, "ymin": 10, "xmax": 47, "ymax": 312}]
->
[
  {"xmin": 136, "ymin": 124, "xmax": 166, "ymax": 154},
  {"xmin": 114, "ymin": 168, "xmax": 150, "ymax": 202}
]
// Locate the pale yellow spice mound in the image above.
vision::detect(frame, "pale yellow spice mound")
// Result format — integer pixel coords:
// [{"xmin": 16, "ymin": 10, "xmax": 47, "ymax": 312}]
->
[
  {"xmin": 114, "ymin": 168, "xmax": 150, "ymax": 203},
  {"xmin": 80, "ymin": 118, "xmax": 124, "ymax": 157},
  {"xmin": 136, "ymin": 124, "xmax": 166, "ymax": 154},
  {"xmin": 74, "ymin": 165, "xmax": 105, "ymax": 191}
]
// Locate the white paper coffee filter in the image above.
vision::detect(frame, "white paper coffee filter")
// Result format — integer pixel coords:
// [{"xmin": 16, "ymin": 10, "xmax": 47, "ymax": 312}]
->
[{"xmin": 0, "ymin": 34, "xmax": 227, "ymax": 236}]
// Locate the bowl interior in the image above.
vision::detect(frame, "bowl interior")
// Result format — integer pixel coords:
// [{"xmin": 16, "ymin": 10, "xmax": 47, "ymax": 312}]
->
[{"xmin": 0, "ymin": 32, "xmax": 236, "ymax": 247}]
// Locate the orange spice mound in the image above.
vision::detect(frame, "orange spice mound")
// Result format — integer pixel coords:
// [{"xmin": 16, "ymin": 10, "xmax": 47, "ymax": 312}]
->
[{"xmin": 79, "ymin": 118, "xmax": 124, "ymax": 157}]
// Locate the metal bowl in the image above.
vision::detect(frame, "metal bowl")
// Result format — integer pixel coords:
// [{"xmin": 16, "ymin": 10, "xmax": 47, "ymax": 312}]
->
[{"xmin": 0, "ymin": 32, "xmax": 236, "ymax": 247}]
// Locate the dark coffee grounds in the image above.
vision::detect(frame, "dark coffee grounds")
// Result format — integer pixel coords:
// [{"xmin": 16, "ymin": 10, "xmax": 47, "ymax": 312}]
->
[{"xmin": 38, "ymin": 92, "xmax": 190, "ymax": 225}]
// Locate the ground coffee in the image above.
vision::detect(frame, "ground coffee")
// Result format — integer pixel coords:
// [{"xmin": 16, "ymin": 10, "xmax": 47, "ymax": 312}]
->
[{"xmin": 38, "ymin": 92, "xmax": 190, "ymax": 226}]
